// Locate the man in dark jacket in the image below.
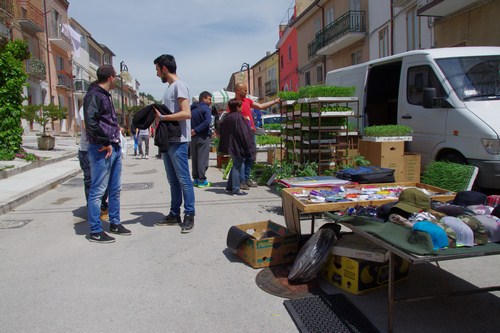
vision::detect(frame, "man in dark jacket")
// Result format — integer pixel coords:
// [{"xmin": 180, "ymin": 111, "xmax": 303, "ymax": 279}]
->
[
  {"xmin": 83, "ymin": 65, "xmax": 131, "ymax": 243},
  {"xmin": 218, "ymin": 98, "xmax": 256, "ymax": 195},
  {"xmin": 190, "ymin": 91, "xmax": 213, "ymax": 187}
]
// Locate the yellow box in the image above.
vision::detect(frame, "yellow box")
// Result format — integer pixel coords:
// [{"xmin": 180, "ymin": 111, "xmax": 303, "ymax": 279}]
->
[
  {"xmin": 322, "ymin": 254, "xmax": 410, "ymax": 295},
  {"xmin": 235, "ymin": 220, "xmax": 298, "ymax": 269}
]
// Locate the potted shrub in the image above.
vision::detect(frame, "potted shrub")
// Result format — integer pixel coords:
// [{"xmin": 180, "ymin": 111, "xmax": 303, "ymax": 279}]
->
[{"xmin": 22, "ymin": 103, "xmax": 68, "ymax": 150}]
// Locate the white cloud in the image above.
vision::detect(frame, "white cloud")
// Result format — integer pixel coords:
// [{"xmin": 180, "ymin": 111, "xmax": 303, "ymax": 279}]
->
[{"xmin": 69, "ymin": 0, "xmax": 293, "ymax": 100}]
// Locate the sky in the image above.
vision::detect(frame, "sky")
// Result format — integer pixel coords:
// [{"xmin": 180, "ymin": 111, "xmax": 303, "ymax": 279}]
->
[{"xmin": 68, "ymin": 0, "xmax": 295, "ymax": 101}]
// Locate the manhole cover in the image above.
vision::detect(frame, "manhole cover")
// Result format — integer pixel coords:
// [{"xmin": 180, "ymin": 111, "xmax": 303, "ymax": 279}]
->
[
  {"xmin": 122, "ymin": 182, "xmax": 153, "ymax": 191},
  {"xmin": 0, "ymin": 219, "xmax": 33, "ymax": 229}
]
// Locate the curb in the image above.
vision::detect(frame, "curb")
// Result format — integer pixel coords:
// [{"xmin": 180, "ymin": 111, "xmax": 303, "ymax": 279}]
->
[{"xmin": 0, "ymin": 152, "xmax": 79, "ymax": 180}]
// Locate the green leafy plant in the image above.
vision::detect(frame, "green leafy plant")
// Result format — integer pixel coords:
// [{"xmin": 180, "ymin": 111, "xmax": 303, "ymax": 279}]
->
[
  {"xmin": 262, "ymin": 123, "xmax": 281, "ymax": 131},
  {"xmin": 22, "ymin": 103, "xmax": 68, "ymax": 136},
  {"xmin": 421, "ymin": 161, "xmax": 477, "ymax": 192},
  {"xmin": 0, "ymin": 40, "xmax": 29, "ymax": 160},
  {"xmin": 298, "ymin": 85, "xmax": 355, "ymax": 98},
  {"xmin": 363, "ymin": 125, "xmax": 412, "ymax": 137},
  {"xmin": 256, "ymin": 135, "xmax": 281, "ymax": 146},
  {"xmin": 277, "ymin": 91, "xmax": 298, "ymax": 101}
]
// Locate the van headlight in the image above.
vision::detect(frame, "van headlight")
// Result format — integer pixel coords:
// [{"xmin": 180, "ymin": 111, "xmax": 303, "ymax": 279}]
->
[{"xmin": 481, "ymin": 139, "xmax": 500, "ymax": 154}]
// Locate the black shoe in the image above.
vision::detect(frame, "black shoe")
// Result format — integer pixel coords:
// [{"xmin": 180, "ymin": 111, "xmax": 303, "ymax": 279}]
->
[
  {"xmin": 181, "ymin": 214, "xmax": 194, "ymax": 234},
  {"xmin": 155, "ymin": 213, "xmax": 181, "ymax": 226},
  {"xmin": 109, "ymin": 224, "xmax": 131, "ymax": 236},
  {"xmin": 89, "ymin": 231, "xmax": 115, "ymax": 243}
]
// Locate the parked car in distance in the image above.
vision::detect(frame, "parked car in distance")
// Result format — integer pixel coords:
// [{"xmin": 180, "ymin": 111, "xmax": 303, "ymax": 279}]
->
[{"xmin": 256, "ymin": 114, "xmax": 285, "ymax": 135}]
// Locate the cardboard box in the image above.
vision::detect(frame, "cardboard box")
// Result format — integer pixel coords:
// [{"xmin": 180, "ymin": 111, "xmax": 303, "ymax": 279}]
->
[
  {"xmin": 358, "ymin": 139, "xmax": 405, "ymax": 163},
  {"xmin": 332, "ymin": 234, "xmax": 389, "ymax": 262},
  {"xmin": 401, "ymin": 153, "xmax": 421, "ymax": 182},
  {"xmin": 267, "ymin": 147, "xmax": 285, "ymax": 164},
  {"xmin": 322, "ymin": 254, "xmax": 410, "ymax": 295},
  {"xmin": 235, "ymin": 220, "xmax": 298, "ymax": 269}
]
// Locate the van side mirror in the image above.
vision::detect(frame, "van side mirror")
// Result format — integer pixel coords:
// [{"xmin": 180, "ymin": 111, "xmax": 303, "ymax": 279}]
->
[{"xmin": 423, "ymin": 88, "xmax": 436, "ymax": 108}]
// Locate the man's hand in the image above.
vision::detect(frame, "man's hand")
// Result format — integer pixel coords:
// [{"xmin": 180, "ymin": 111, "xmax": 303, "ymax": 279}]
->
[
  {"xmin": 191, "ymin": 129, "xmax": 196, "ymax": 136},
  {"xmin": 99, "ymin": 145, "xmax": 113, "ymax": 159},
  {"xmin": 154, "ymin": 106, "xmax": 162, "ymax": 123}
]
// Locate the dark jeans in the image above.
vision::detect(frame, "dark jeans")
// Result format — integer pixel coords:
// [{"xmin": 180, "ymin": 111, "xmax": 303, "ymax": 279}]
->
[{"xmin": 78, "ymin": 150, "xmax": 108, "ymax": 210}]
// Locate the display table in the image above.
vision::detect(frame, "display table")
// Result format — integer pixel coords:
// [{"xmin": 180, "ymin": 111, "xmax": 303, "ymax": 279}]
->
[
  {"xmin": 335, "ymin": 216, "xmax": 500, "ymax": 333},
  {"xmin": 281, "ymin": 182, "xmax": 455, "ymax": 236}
]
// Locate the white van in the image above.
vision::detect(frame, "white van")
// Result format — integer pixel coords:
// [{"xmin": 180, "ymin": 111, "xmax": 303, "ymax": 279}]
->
[{"xmin": 325, "ymin": 47, "xmax": 500, "ymax": 190}]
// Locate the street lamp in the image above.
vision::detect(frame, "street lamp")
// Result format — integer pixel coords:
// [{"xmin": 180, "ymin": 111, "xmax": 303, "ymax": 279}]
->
[
  {"xmin": 240, "ymin": 62, "xmax": 251, "ymax": 95},
  {"xmin": 119, "ymin": 61, "xmax": 129, "ymax": 127}
]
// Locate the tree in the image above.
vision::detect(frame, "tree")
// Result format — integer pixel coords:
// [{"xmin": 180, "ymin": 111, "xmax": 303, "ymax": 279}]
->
[
  {"xmin": 0, "ymin": 40, "xmax": 30, "ymax": 160},
  {"xmin": 22, "ymin": 103, "xmax": 68, "ymax": 137}
]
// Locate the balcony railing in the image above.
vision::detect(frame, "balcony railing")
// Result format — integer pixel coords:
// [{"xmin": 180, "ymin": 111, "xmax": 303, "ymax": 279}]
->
[
  {"xmin": 16, "ymin": 0, "xmax": 44, "ymax": 33},
  {"xmin": 56, "ymin": 72, "xmax": 71, "ymax": 89},
  {"xmin": 74, "ymin": 79, "xmax": 90, "ymax": 93},
  {"xmin": 308, "ymin": 10, "xmax": 366, "ymax": 59},
  {"xmin": 265, "ymin": 79, "xmax": 278, "ymax": 96},
  {"xmin": 48, "ymin": 22, "xmax": 72, "ymax": 51},
  {"xmin": 0, "ymin": 0, "xmax": 14, "ymax": 18}
]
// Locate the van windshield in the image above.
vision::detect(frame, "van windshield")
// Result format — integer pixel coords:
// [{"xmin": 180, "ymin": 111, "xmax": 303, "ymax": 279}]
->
[{"xmin": 436, "ymin": 55, "xmax": 500, "ymax": 101}]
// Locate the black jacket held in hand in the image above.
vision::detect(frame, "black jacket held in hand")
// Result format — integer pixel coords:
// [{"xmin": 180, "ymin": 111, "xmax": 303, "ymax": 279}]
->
[{"xmin": 132, "ymin": 104, "xmax": 181, "ymax": 152}]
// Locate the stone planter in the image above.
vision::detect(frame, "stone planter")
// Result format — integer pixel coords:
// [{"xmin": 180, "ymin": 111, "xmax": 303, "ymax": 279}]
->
[{"xmin": 37, "ymin": 136, "xmax": 55, "ymax": 150}]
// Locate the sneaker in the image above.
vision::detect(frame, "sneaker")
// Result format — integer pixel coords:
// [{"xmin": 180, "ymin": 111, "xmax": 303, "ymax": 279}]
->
[
  {"xmin": 181, "ymin": 214, "xmax": 194, "ymax": 234},
  {"xmin": 89, "ymin": 231, "xmax": 115, "ymax": 243},
  {"xmin": 109, "ymin": 223, "xmax": 131, "ymax": 236},
  {"xmin": 193, "ymin": 179, "xmax": 199, "ymax": 187},
  {"xmin": 233, "ymin": 190, "xmax": 248, "ymax": 196},
  {"xmin": 240, "ymin": 183, "xmax": 250, "ymax": 190},
  {"xmin": 133, "ymin": 150, "xmax": 137, "ymax": 156},
  {"xmin": 225, "ymin": 188, "xmax": 232, "ymax": 193},
  {"xmin": 155, "ymin": 213, "xmax": 182, "ymax": 226},
  {"xmin": 139, "ymin": 154, "xmax": 144, "ymax": 159},
  {"xmin": 246, "ymin": 180, "xmax": 258, "ymax": 187},
  {"xmin": 155, "ymin": 154, "xmax": 162, "ymax": 159},
  {"xmin": 197, "ymin": 180, "xmax": 211, "ymax": 188},
  {"xmin": 100, "ymin": 208, "xmax": 109, "ymax": 222},
  {"xmin": 144, "ymin": 154, "xmax": 149, "ymax": 159}
]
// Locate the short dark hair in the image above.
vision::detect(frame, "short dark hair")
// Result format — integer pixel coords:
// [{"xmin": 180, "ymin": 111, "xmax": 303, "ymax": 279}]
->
[
  {"xmin": 96, "ymin": 65, "xmax": 115, "ymax": 83},
  {"xmin": 228, "ymin": 98, "xmax": 241, "ymax": 113},
  {"xmin": 199, "ymin": 91, "xmax": 211, "ymax": 101},
  {"xmin": 154, "ymin": 54, "xmax": 176, "ymax": 74}
]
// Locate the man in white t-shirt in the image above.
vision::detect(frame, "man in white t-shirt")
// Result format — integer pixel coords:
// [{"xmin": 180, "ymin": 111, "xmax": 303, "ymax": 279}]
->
[{"xmin": 152, "ymin": 54, "xmax": 195, "ymax": 234}]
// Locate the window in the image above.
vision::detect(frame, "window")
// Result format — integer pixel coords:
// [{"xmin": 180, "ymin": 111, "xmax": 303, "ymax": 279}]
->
[
  {"xmin": 326, "ymin": 7, "xmax": 334, "ymax": 26},
  {"xmin": 406, "ymin": 7, "xmax": 420, "ymax": 51},
  {"xmin": 350, "ymin": 0, "xmax": 360, "ymax": 11},
  {"xmin": 305, "ymin": 71, "xmax": 311, "ymax": 86},
  {"xmin": 56, "ymin": 56, "xmax": 64, "ymax": 71},
  {"xmin": 313, "ymin": 18, "xmax": 321, "ymax": 35},
  {"xmin": 407, "ymin": 65, "xmax": 446, "ymax": 105},
  {"xmin": 51, "ymin": 10, "xmax": 61, "ymax": 37},
  {"xmin": 351, "ymin": 50, "xmax": 362, "ymax": 65},
  {"xmin": 288, "ymin": 45, "xmax": 292, "ymax": 61},
  {"xmin": 379, "ymin": 27, "xmax": 389, "ymax": 58},
  {"xmin": 281, "ymin": 54, "xmax": 284, "ymax": 69},
  {"xmin": 316, "ymin": 64, "xmax": 324, "ymax": 83},
  {"xmin": 89, "ymin": 45, "xmax": 101, "ymax": 66}
]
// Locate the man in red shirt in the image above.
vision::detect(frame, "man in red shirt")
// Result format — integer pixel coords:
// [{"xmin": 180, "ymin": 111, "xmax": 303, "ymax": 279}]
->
[{"xmin": 234, "ymin": 82, "xmax": 281, "ymax": 188}]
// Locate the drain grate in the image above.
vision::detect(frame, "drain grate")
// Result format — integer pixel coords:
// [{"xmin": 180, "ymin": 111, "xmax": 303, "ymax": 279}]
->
[
  {"xmin": 122, "ymin": 182, "xmax": 153, "ymax": 191},
  {"xmin": 0, "ymin": 219, "xmax": 33, "ymax": 229}
]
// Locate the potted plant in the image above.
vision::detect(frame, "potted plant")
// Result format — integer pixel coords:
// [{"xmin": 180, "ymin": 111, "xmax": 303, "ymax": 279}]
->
[
  {"xmin": 22, "ymin": 103, "xmax": 68, "ymax": 150},
  {"xmin": 362, "ymin": 124, "xmax": 413, "ymax": 142}
]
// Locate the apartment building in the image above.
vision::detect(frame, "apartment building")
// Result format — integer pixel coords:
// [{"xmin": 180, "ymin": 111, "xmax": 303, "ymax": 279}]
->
[{"xmin": 252, "ymin": 50, "xmax": 280, "ymax": 112}]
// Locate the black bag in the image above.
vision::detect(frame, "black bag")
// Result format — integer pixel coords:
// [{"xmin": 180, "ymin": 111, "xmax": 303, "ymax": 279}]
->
[{"xmin": 336, "ymin": 166, "xmax": 395, "ymax": 184}]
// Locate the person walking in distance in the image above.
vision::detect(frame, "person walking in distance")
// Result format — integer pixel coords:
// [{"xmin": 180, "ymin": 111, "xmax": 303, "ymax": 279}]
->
[
  {"xmin": 137, "ymin": 126, "xmax": 150, "ymax": 159},
  {"xmin": 83, "ymin": 65, "xmax": 131, "ymax": 243},
  {"xmin": 191, "ymin": 91, "xmax": 213, "ymax": 188},
  {"xmin": 234, "ymin": 82, "xmax": 281, "ymax": 189},
  {"xmin": 153, "ymin": 54, "xmax": 195, "ymax": 234}
]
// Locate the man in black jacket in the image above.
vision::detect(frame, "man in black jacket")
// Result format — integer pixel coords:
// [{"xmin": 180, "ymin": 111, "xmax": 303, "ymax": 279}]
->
[
  {"xmin": 84, "ymin": 65, "xmax": 131, "ymax": 243},
  {"xmin": 190, "ymin": 91, "xmax": 213, "ymax": 187}
]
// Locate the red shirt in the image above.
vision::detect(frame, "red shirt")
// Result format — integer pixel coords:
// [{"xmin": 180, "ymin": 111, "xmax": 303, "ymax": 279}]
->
[{"xmin": 239, "ymin": 97, "xmax": 255, "ymax": 130}]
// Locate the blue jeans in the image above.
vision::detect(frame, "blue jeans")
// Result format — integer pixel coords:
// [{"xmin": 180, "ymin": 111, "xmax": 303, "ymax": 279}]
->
[
  {"xmin": 162, "ymin": 142, "xmax": 195, "ymax": 216},
  {"xmin": 227, "ymin": 155, "xmax": 244, "ymax": 193},
  {"xmin": 87, "ymin": 143, "xmax": 122, "ymax": 233}
]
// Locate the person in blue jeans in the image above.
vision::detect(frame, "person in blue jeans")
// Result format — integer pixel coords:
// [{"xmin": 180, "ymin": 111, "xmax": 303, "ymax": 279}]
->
[
  {"xmin": 83, "ymin": 64, "xmax": 131, "ymax": 243},
  {"xmin": 218, "ymin": 98, "xmax": 256, "ymax": 195},
  {"xmin": 153, "ymin": 54, "xmax": 195, "ymax": 234}
]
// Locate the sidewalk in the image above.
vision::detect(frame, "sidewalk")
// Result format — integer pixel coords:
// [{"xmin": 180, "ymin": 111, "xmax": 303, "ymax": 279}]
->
[{"xmin": 0, "ymin": 135, "xmax": 81, "ymax": 214}]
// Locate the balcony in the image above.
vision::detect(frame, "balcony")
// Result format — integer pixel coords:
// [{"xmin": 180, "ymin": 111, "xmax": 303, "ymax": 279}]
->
[
  {"xmin": 73, "ymin": 78, "xmax": 90, "ymax": 94},
  {"xmin": 265, "ymin": 79, "xmax": 278, "ymax": 96},
  {"xmin": 48, "ymin": 23, "xmax": 72, "ymax": 51},
  {"xmin": 16, "ymin": 0, "xmax": 43, "ymax": 34},
  {"xmin": 0, "ymin": 0, "xmax": 14, "ymax": 19},
  {"xmin": 25, "ymin": 57, "xmax": 46, "ymax": 79},
  {"xmin": 308, "ymin": 10, "xmax": 366, "ymax": 59},
  {"xmin": 417, "ymin": 0, "xmax": 479, "ymax": 17},
  {"xmin": 56, "ymin": 72, "xmax": 71, "ymax": 90}
]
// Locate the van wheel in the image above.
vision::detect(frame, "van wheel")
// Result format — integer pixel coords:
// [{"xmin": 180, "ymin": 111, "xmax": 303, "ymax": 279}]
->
[{"xmin": 438, "ymin": 153, "xmax": 467, "ymax": 164}]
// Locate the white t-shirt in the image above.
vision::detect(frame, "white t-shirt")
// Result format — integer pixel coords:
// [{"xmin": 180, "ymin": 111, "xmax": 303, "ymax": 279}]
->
[
  {"xmin": 161, "ymin": 79, "xmax": 191, "ymax": 143},
  {"xmin": 139, "ymin": 128, "xmax": 149, "ymax": 136},
  {"xmin": 76, "ymin": 106, "xmax": 88, "ymax": 151}
]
